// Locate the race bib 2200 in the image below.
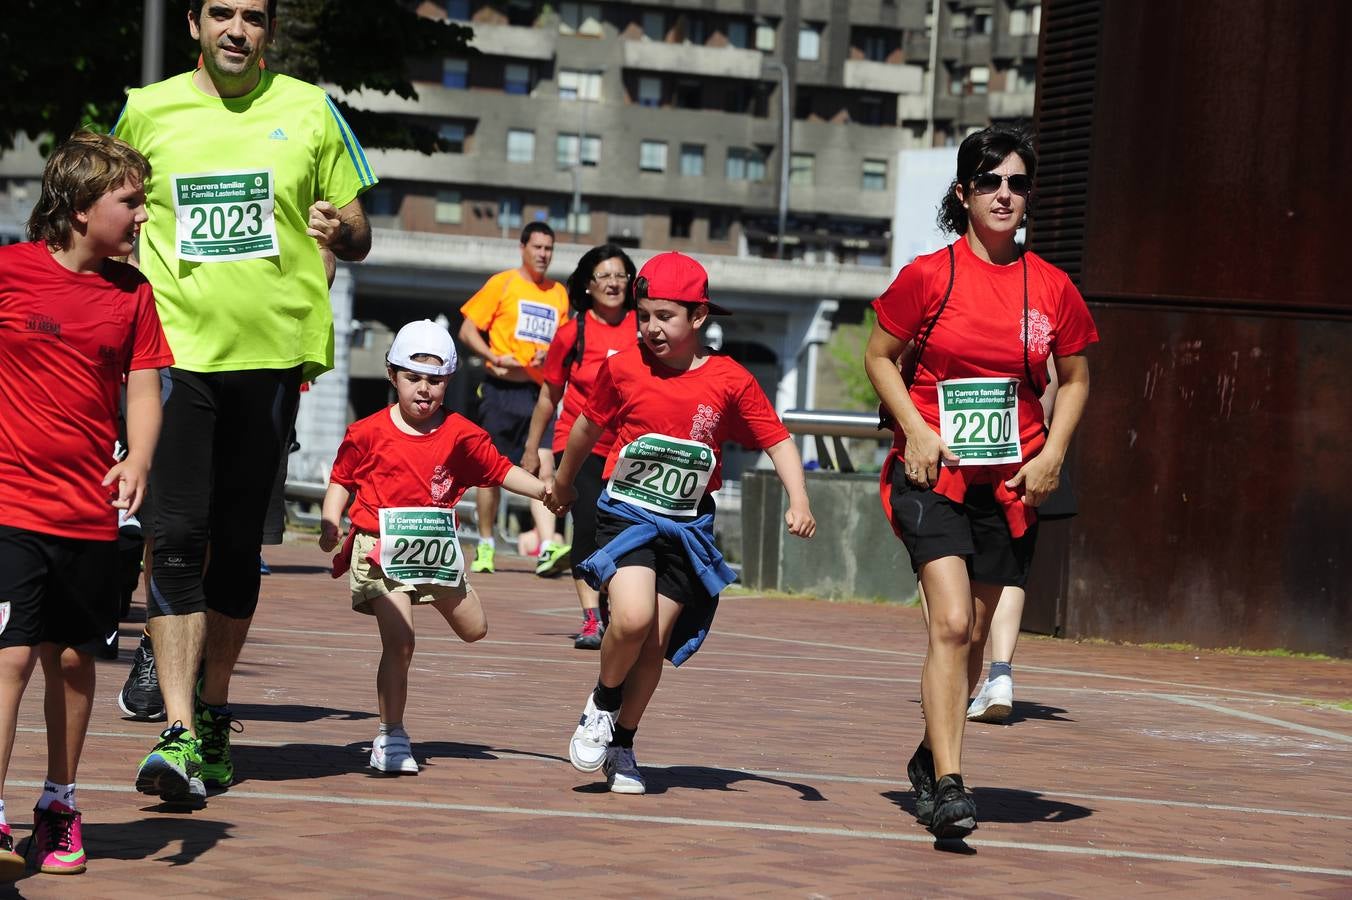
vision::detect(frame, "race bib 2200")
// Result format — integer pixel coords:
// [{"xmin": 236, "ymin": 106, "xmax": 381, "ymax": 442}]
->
[
  {"xmin": 937, "ymin": 377, "xmax": 1022, "ymax": 466},
  {"xmin": 377, "ymin": 507, "xmax": 464, "ymax": 587},
  {"xmin": 607, "ymin": 434, "xmax": 715, "ymax": 517}
]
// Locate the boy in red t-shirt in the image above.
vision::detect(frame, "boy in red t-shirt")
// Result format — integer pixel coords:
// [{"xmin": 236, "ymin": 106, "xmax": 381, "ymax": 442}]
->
[
  {"xmin": 546, "ymin": 252, "xmax": 816, "ymax": 795},
  {"xmin": 319, "ymin": 320, "xmax": 547, "ymax": 775},
  {"xmin": 0, "ymin": 132, "xmax": 173, "ymax": 878}
]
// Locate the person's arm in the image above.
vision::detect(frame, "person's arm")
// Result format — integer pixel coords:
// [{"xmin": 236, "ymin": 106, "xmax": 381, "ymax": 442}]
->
[
  {"xmin": 307, "ymin": 198, "xmax": 371, "ymax": 262},
  {"xmin": 1005, "ymin": 353, "xmax": 1090, "ymax": 506},
  {"xmin": 103, "ymin": 367, "xmax": 163, "ymax": 516},
  {"xmin": 544, "ymin": 414, "xmax": 604, "ymax": 513},
  {"xmin": 763, "ymin": 437, "xmax": 816, "ymax": 538},
  {"xmin": 456, "ymin": 316, "xmax": 529, "ymax": 381},
  {"xmin": 319, "ymin": 482, "xmax": 352, "ymax": 552},
  {"xmin": 863, "ymin": 323, "xmax": 956, "ymax": 488},
  {"xmin": 521, "ymin": 381, "xmax": 564, "ymax": 477},
  {"xmin": 500, "ymin": 465, "xmax": 547, "ymax": 502}
]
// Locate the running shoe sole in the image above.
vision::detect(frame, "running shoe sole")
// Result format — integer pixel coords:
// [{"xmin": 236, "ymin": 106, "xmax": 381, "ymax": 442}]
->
[
  {"xmin": 136, "ymin": 759, "xmax": 206, "ymax": 808},
  {"xmin": 967, "ymin": 700, "xmax": 1013, "ymax": 723},
  {"xmin": 117, "ymin": 689, "xmax": 167, "ymax": 722},
  {"xmin": 0, "ymin": 851, "xmax": 24, "ymax": 882}
]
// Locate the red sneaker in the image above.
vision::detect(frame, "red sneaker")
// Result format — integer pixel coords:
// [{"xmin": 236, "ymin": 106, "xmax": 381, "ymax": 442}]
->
[
  {"xmin": 573, "ymin": 614, "xmax": 604, "ymax": 650},
  {"xmin": 26, "ymin": 801, "xmax": 86, "ymax": 875}
]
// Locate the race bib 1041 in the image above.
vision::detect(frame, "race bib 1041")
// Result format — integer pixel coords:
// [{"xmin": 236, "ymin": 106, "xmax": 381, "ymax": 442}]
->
[
  {"xmin": 607, "ymin": 434, "xmax": 715, "ymax": 517},
  {"xmin": 937, "ymin": 377, "xmax": 1022, "ymax": 466},
  {"xmin": 514, "ymin": 300, "xmax": 559, "ymax": 345},
  {"xmin": 173, "ymin": 169, "xmax": 279, "ymax": 262},
  {"xmin": 377, "ymin": 507, "xmax": 465, "ymax": 587}
]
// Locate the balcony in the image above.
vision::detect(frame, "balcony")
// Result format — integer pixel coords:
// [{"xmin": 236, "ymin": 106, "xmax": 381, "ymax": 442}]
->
[
  {"xmin": 896, "ymin": 92, "xmax": 930, "ymax": 121},
  {"xmin": 467, "ymin": 22, "xmax": 556, "ymax": 61},
  {"xmin": 620, "ymin": 39, "xmax": 764, "ymax": 80},
  {"xmin": 842, "ymin": 59, "xmax": 925, "ymax": 94},
  {"xmin": 987, "ymin": 91, "xmax": 1035, "ymax": 119},
  {"xmin": 992, "ymin": 32, "xmax": 1039, "ymax": 60}
]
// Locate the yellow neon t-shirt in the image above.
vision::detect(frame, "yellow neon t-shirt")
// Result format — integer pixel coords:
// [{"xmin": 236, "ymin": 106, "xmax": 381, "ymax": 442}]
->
[{"xmin": 459, "ymin": 269, "xmax": 570, "ymax": 383}]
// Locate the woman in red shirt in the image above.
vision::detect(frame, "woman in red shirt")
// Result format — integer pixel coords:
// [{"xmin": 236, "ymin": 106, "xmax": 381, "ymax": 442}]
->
[
  {"xmin": 522, "ymin": 244, "xmax": 638, "ymax": 649},
  {"xmin": 864, "ymin": 126, "xmax": 1098, "ymax": 839}
]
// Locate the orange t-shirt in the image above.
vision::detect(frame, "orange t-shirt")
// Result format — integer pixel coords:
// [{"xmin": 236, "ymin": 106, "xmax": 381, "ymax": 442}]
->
[{"xmin": 459, "ymin": 269, "xmax": 570, "ymax": 383}]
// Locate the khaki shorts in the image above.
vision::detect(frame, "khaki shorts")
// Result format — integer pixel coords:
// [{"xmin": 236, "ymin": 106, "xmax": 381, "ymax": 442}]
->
[{"xmin": 348, "ymin": 532, "xmax": 470, "ymax": 616}]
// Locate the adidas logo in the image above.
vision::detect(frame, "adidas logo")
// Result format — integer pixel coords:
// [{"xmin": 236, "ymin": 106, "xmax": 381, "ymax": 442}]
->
[{"xmin": 269, "ymin": 128, "xmax": 287, "ymax": 140}]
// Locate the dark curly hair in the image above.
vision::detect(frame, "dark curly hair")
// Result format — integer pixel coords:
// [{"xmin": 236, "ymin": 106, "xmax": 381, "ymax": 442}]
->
[
  {"xmin": 565, "ymin": 243, "xmax": 637, "ymax": 313},
  {"xmin": 27, "ymin": 131, "xmax": 151, "ymax": 250},
  {"xmin": 937, "ymin": 126, "xmax": 1037, "ymax": 235}
]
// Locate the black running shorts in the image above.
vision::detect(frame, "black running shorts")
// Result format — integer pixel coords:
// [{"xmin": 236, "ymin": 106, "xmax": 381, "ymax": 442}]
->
[{"xmin": 0, "ymin": 524, "xmax": 119, "ymax": 650}]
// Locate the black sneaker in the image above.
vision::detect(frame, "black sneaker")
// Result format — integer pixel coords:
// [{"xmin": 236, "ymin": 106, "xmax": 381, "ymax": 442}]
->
[
  {"xmin": 118, "ymin": 633, "xmax": 166, "ymax": 721},
  {"xmin": 906, "ymin": 743, "xmax": 937, "ymax": 824},
  {"xmin": 928, "ymin": 774, "xmax": 977, "ymax": 839}
]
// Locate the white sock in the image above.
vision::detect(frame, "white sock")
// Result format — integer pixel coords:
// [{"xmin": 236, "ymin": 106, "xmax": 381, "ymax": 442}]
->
[
  {"xmin": 37, "ymin": 781, "xmax": 76, "ymax": 811},
  {"xmin": 540, "ymin": 540, "xmax": 556, "ymax": 553},
  {"xmin": 378, "ymin": 722, "xmax": 405, "ymax": 737},
  {"xmin": 0, "ymin": 798, "xmax": 7, "ymax": 827},
  {"xmin": 479, "ymin": 537, "xmax": 495, "ymax": 550}
]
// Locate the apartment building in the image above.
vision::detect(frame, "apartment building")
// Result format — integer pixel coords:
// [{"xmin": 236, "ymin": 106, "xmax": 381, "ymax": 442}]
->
[{"xmin": 345, "ymin": 0, "xmax": 1040, "ymax": 267}]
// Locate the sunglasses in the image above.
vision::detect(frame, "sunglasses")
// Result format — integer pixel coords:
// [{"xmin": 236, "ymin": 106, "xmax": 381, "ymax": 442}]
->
[
  {"xmin": 592, "ymin": 272, "xmax": 630, "ymax": 283},
  {"xmin": 971, "ymin": 172, "xmax": 1032, "ymax": 196}
]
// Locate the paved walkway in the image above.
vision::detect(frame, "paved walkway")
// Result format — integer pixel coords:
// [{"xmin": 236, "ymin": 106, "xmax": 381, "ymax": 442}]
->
[{"xmin": 5, "ymin": 538, "xmax": 1350, "ymax": 897}]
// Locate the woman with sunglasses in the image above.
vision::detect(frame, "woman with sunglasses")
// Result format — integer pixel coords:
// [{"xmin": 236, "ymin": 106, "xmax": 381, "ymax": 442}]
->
[
  {"xmin": 864, "ymin": 126, "xmax": 1098, "ymax": 838},
  {"xmin": 522, "ymin": 244, "xmax": 638, "ymax": 649}
]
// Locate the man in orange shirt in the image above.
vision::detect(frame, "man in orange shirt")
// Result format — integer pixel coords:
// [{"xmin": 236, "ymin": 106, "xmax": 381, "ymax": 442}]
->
[{"xmin": 459, "ymin": 222, "xmax": 572, "ymax": 574}]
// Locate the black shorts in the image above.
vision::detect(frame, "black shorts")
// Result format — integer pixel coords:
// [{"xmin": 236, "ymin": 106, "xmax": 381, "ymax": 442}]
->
[
  {"xmin": 557, "ymin": 451, "xmax": 606, "ymax": 578},
  {"xmin": 593, "ymin": 495, "xmax": 717, "ymax": 614},
  {"xmin": 889, "ymin": 467, "xmax": 1038, "ymax": 588},
  {"xmin": 478, "ymin": 378, "xmax": 540, "ymax": 465},
  {"xmin": 0, "ymin": 525, "xmax": 119, "ymax": 650}
]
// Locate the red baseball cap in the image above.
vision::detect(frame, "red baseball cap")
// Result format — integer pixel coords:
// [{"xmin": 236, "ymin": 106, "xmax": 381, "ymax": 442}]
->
[{"xmin": 636, "ymin": 251, "xmax": 731, "ymax": 316}]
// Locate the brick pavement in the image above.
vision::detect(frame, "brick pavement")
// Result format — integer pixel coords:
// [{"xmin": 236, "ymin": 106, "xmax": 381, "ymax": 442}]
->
[{"xmin": 4, "ymin": 538, "xmax": 1349, "ymax": 897}]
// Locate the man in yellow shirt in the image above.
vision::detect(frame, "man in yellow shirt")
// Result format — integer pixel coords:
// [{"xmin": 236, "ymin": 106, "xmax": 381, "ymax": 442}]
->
[{"xmin": 459, "ymin": 223, "xmax": 570, "ymax": 575}]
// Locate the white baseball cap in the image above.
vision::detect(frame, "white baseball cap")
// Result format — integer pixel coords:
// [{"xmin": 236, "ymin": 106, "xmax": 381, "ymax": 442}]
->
[{"xmin": 386, "ymin": 319, "xmax": 458, "ymax": 376}]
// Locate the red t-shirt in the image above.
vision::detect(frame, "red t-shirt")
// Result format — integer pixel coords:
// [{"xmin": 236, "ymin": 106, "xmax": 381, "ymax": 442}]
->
[
  {"xmin": 541, "ymin": 310, "xmax": 638, "ymax": 456},
  {"xmin": 582, "ymin": 346, "xmax": 790, "ymax": 494},
  {"xmin": 0, "ymin": 242, "xmax": 174, "ymax": 540},
  {"xmin": 329, "ymin": 408, "xmax": 513, "ymax": 534},
  {"xmin": 872, "ymin": 238, "xmax": 1099, "ymax": 460}
]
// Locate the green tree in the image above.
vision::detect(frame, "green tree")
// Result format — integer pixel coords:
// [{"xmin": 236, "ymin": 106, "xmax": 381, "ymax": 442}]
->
[{"xmin": 0, "ymin": 0, "xmax": 472, "ymax": 154}]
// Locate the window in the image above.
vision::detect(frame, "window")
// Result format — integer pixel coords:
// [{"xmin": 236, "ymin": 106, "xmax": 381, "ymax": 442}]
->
[
  {"xmin": 506, "ymin": 129, "xmax": 535, "ymax": 163},
  {"xmin": 442, "ymin": 58, "xmax": 468, "ymax": 89},
  {"xmin": 499, "ymin": 197, "xmax": 523, "ymax": 229},
  {"xmin": 435, "ymin": 190, "xmax": 462, "ymax": 225},
  {"xmin": 505, "ymin": 0, "xmax": 535, "ymax": 27},
  {"xmin": 559, "ymin": 2, "xmax": 602, "ymax": 35},
  {"xmin": 948, "ymin": 64, "xmax": 966, "ymax": 95},
  {"xmin": 862, "ymin": 33, "xmax": 888, "ymax": 62},
  {"xmin": 789, "ymin": 153, "xmax": 814, "ymax": 187},
  {"xmin": 556, "ymin": 133, "xmax": 601, "ymax": 168},
  {"xmin": 862, "ymin": 159, "xmax": 887, "ymax": 191},
  {"xmin": 674, "ymin": 80, "xmax": 701, "ymax": 109},
  {"xmin": 755, "ymin": 20, "xmax": 776, "ymax": 51},
  {"xmin": 438, "ymin": 122, "xmax": 466, "ymax": 152},
  {"xmin": 973, "ymin": 13, "xmax": 993, "ymax": 35},
  {"xmin": 680, "ymin": 144, "xmax": 705, "ymax": 176},
  {"xmin": 558, "ymin": 69, "xmax": 602, "ymax": 101},
  {"xmin": 638, "ymin": 76, "xmax": 661, "ymax": 107},
  {"xmin": 505, "ymin": 63, "xmax": 531, "ymax": 95},
  {"xmin": 365, "ymin": 186, "xmax": 396, "ymax": 217},
  {"xmin": 709, "ymin": 210, "xmax": 731, "ymax": 241},
  {"xmin": 726, "ymin": 147, "xmax": 767, "ymax": 181},
  {"xmin": 1008, "ymin": 63, "xmax": 1036, "ymax": 93},
  {"xmin": 639, "ymin": 140, "xmax": 668, "ymax": 172},
  {"xmin": 798, "ymin": 24, "xmax": 821, "ymax": 61},
  {"xmin": 727, "ymin": 21, "xmax": 749, "ymax": 48},
  {"xmin": 687, "ymin": 17, "xmax": 707, "ymax": 44},
  {"xmin": 445, "ymin": 0, "xmax": 469, "ymax": 19},
  {"xmin": 970, "ymin": 66, "xmax": 990, "ymax": 95},
  {"xmin": 669, "ymin": 208, "xmax": 693, "ymax": 239},
  {"xmin": 1009, "ymin": 6, "xmax": 1042, "ymax": 37},
  {"xmin": 858, "ymin": 96, "xmax": 883, "ymax": 125},
  {"xmin": 548, "ymin": 199, "xmax": 591, "ymax": 234},
  {"xmin": 642, "ymin": 11, "xmax": 665, "ymax": 40}
]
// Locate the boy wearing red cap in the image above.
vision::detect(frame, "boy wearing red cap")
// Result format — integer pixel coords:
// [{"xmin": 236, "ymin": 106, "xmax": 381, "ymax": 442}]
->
[
  {"xmin": 546, "ymin": 252, "xmax": 816, "ymax": 794},
  {"xmin": 319, "ymin": 320, "xmax": 548, "ymax": 775}
]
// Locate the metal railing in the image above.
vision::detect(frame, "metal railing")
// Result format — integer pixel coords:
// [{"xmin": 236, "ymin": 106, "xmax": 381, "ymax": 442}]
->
[{"xmin": 780, "ymin": 409, "xmax": 890, "ymax": 473}]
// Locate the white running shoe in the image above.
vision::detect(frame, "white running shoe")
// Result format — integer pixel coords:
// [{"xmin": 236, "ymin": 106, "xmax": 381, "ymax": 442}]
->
[
  {"xmin": 967, "ymin": 674, "xmax": 1014, "ymax": 723},
  {"xmin": 569, "ymin": 694, "xmax": 616, "ymax": 773},
  {"xmin": 370, "ymin": 731, "xmax": 419, "ymax": 775},
  {"xmin": 604, "ymin": 746, "xmax": 646, "ymax": 794}
]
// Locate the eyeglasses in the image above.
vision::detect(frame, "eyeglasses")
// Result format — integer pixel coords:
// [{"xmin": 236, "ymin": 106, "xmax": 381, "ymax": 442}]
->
[
  {"xmin": 592, "ymin": 272, "xmax": 630, "ymax": 283},
  {"xmin": 971, "ymin": 172, "xmax": 1032, "ymax": 196}
]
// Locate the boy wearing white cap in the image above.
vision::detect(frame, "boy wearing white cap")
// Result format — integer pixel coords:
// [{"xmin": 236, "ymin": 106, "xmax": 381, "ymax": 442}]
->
[{"xmin": 319, "ymin": 320, "xmax": 547, "ymax": 774}]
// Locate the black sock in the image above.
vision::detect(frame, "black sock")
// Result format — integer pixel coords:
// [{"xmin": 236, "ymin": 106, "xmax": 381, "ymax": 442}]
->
[
  {"xmin": 611, "ymin": 725, "xmax": 637, "ymax": 748},
  {"xmin": 593, "ymin": 681, "xmax": 623, "ymax": 712}
]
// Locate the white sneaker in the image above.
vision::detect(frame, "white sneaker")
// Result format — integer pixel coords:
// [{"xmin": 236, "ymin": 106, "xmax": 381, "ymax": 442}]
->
[
  {"xmin": 604, "ymin": 746, "xmax": 646, "ymax": 794},
  {"xmin": 967, "ymin": 674, "xmax": 1014, "ymax": 723},
  {"xmin": 370, "ymin": 731, "xmax": 419, "ymax": 774},
  {"xmin": 569, "ymin": 694, "xmax": 616, "ymax": 773}
]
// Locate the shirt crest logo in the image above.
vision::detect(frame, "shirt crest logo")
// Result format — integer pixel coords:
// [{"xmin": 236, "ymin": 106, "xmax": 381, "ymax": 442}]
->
[
  {"xmin": 1021, "ymin": 308, "xmax": 1052, "ymax": 356},
  {"xmin": 690, "ymin": 404, "xmax": 721, "ymax": 445},
  {"xmin": 429, "ymin": 465, "xmax": 452, "ymax": 503}
]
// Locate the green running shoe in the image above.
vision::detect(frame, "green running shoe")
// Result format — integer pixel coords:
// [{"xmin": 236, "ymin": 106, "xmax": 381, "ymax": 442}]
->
[
  {"xmin": 470, "ymin": 541, "xmax": 496, "ymax": 573},
  {"xmin": 534, "ymin": 542, "xmax": 572, "ymax": 578},
  {"xmin": 196, "ymin": 703, "xmax": 242, "ymax": 789},
  {"xmin": 136, "ymin": 725, "xmax": 205, "ymax": 807}
]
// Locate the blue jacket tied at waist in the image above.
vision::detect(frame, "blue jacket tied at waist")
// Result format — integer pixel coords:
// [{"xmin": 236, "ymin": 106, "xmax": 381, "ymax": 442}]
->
[{"xmin": 578, "ymin": 491, "xmax": 738, "ymax": 666}]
